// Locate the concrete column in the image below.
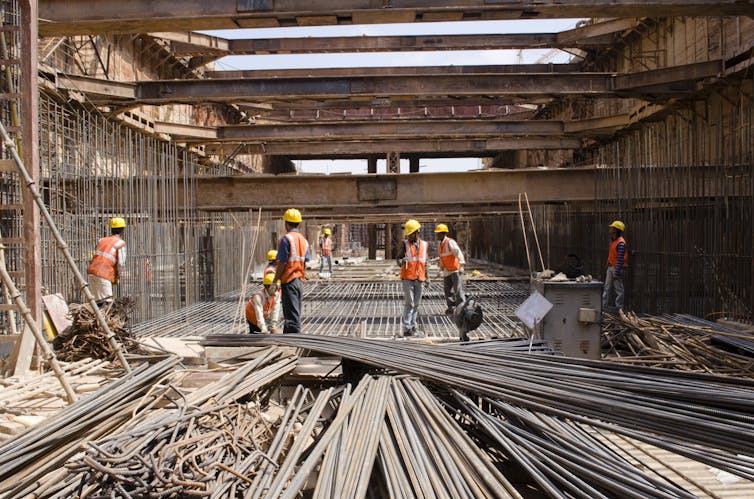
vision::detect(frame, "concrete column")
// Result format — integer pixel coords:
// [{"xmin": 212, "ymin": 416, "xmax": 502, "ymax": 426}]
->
[
  {"xmin": 367, "ymin": 155, "xmax": 378, "ymax": 174},
  {"xmin": 409, "ymin": 156, "xmax": 420, "ymax": 173},
  {"xmin": 367, "ymin": 224, "xmax": 377, "ymax": 260},
  {"xmin": 385, "ymin": 223, "xmax": 393, "ymax": 260}
]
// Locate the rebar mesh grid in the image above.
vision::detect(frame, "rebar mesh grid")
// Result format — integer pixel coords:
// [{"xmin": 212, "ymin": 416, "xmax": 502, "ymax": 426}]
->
[{"xmin": 132, "ymin": 279, "xmax": 530, "ymax": 340}]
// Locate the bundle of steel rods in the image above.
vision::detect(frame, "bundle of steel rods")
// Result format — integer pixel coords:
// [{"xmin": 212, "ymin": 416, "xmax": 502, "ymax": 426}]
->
[
  {"xmin": 602, "ymin": 311, "xmax": 754, "ymax": 376},
  {"xmin": 205, "ymin": 334, "xmax": 754, "ymax": 482},
  {"xmin": 0, "ymin": 356, "xmax": 181, "ymax": 496},
  {"xmin": 34, "ymin": 348, "xmax": 299, "ymax": 498}
]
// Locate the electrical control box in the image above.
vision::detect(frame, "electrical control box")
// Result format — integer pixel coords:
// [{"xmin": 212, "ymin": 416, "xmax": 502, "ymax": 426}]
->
[{"xmin": 531, "ymin": 279, "xmax": 603, "ymax": 359}]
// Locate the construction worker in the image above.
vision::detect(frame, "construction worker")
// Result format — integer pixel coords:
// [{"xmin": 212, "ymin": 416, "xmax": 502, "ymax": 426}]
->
[
  {"xmin": 603, "ymin": 220, "xmax": 628, "ymax": 312},
  {"xmin": 319, "ymin": 228, "xmax": 333, "ymax": 276},
  {"xmin": 396, "ymin": 219, "xmax": 429, "ymax": 337},
  {"xmin": 245, "ymin": 272, "xmax": 283, "ymax": 334},
  {"xmin": 87, "ymin": 217, "xmax": 127, "ymax": 302},
  {"xmin": 264, "ymin": 249, "xmax": 278, "ymax": 276},
  {"xmin": 435, "ymin": 224, "xmax": 466, "ymax": 314},
  {"xmin": 273, "ymin": 208, "xmax": 310, "ymax": 334}
]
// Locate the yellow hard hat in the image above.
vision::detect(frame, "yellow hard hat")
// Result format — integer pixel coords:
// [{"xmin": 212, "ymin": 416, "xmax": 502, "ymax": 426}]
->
[
  {"xmin": 434, "ymin": 223, "xmax": 449, "ymax": 233},
  {"xmin": 110, "ymin": 217, "xmax": 126, "ymax": 229},
  {"xmin": 283, "ymin": 208, "xmax": 303, "ymax": 223},
  {"xmin": 609, "ymin": 220, "xmax": 625, "ymax": 231},
  {"xmin": 404, "ymin": 219, "xmax": 421, "ymax": 236},
  {"xmin": 263, "ymin": 273, "xmax": 278, "ymax": 286},
  {"xmin": 323, "ymin": 228, "xmax": 331, "ymax": 235},
  {"xmin": 266, "ymin": 249, "xmax": 278, "ymax": 261}
]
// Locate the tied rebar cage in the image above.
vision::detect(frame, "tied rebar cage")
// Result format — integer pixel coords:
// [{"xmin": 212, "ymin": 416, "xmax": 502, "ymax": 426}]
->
[
  {"xmin": 0, "ymin": 0, "xmax": 23, "ymax": 334},
  {"xmin": 36, "ymin": 93, "xmax": 271, "ymax": 326}
]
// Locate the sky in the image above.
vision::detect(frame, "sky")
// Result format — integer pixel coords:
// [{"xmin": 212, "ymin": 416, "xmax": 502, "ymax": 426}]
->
[{"xmin": 200, "ymin": 19, "xmax": 584, "ymax": 173}]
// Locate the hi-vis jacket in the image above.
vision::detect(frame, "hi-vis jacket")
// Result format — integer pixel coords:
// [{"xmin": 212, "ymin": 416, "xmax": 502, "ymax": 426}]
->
[
  {"xmin": 320, "ymin": 237, "xmax": 332, "ymax": 256},
  {"xmin": 87, "ymin": 235, "xmax": 126, "ymax": 283},
  {"xmin": 279, "ymin": 231, "xmax": 309, "ymax": 283},
  {"xmin": 400, "ymin": 239, "xmax": 428, "ymax": 281},
  {"xmin": 245, "ymin": 288, "xmax": 282, "ymax": 331},
  {"xmin": 438, "ymin": 236, "xmax": 465, "ymax": 273},
  {"xmin": 607, "ymin": 236, "xmax": 628, "ymax": 269}
]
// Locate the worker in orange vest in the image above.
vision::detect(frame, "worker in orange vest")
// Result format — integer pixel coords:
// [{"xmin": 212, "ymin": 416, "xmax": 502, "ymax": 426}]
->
[
  {"xmin": 245, "ymin": 272, "xmax": 283, "ymax": 334},
  {"xmin": 264, "ymin": 249, "xmax": 278, "ymax": 277},
  {"xmin": 435, "ymin": 223, "xmax": 466, "ymax": 315},
  {"xmin": 319, "ymin": 227, "xmax": 334, "ymax": 277},
  {"xmin": 87, "ymin": 217, "xmax": 127, "ymax": 302},
  {"xmin": 273, "ymin": 208, "xmax": 310, "ymax": 334},
  {"xmin": 396, "ymin": 219, "xmax": 429, "ymax": 337},
  {"xmin": 603, "ymin": 220, "xmax": 628, "ymax": 312}
]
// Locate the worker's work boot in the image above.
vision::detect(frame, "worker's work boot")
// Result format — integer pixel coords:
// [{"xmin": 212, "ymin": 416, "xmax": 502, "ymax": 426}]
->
[
  {"xmin": 444, "ymin": 307, "xmax": 455, "ymax": 315},
  {"xmin": 403, "ymin": 328, "xmax": 414, "ymax": 337}
]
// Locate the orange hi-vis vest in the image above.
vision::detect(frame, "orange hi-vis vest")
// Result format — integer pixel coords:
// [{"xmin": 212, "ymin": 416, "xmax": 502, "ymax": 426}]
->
[
  {"xmin": 400, "ymin": 239, "xmax": 428, "ymax": 281},
  {"xmin": 245, "ymin": 288, "xmax": 279, "ymax": 326},
  {"xmin": 438, "ymin": 237, "xmax": 461, "ymax": 272},
  {"xmin": 321, "ymin": 237, "xmax": 332, "ymax": 256},
  {"xmin": 280, "ymin": 231, "xmax": 308, "ymax": 283},
  {"xmin": 87, "ymin": 235, "xmax": 125, "ymax": 283},
  {"xmin": 607, "ymin": 236, "xmax": 628, "ymax": 268}
]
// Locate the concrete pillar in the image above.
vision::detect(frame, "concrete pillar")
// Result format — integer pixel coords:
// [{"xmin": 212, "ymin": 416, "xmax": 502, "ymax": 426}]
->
[
  {"xmin": 385, "ymin": 223, "xmax": 393, "ymax": 260},
  {"xmin": 367, "ymin": 155, "xmax": 378, "ymax": 174},
  {"xmin": 409, "ymin": 156, "xmax": 420, "ymax": 173},
  {"xmin": 367, "ymin": 224, "xmax": 377, "ymax": 260}
]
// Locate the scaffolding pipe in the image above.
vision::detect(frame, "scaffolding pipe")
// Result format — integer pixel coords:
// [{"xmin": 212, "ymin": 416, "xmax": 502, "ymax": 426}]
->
[{"xmin": 0, "ymin": 118, "xmax": 131, "ymax": 372}]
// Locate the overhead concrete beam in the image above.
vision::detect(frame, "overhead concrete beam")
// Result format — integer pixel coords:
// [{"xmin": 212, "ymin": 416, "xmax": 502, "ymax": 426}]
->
[
  {"xmin": 204, "ymin": 63, "xmax": 583, "ymax": 79},
  {"xmin": 134, "ymin": 74, "xmax": 613, "ymax": 105},
  {"xmin": 39, "ymin": 1, "xmax": 754, "ymax": 36},
  {"xmin": 203, "ymin": 137, "xmax": 582, "ymax": 159},
  {"xmin": 194, "ymin": 169, "xmax": 599, "ymax": 211}
]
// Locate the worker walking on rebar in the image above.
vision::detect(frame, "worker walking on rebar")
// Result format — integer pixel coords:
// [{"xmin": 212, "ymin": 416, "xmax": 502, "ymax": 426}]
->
[
  {"xmin": 435, "ymin": 224, "xmax": 466, "ymax": 314},
  {"xmin": 397, "ymin": 219, "xmax": 429, "ymax": 337},
  {"xmin": 319, "ymin": 228, "xmax": 333, "ymax": 277},
  {"xmin": 602, "ymin": 220, "xmax": 628, "ymax": 313},
  {"xmin": 273, "ymin": 208, "xmax": 310, "ymax": 334},
  {"xmin": 86, "ymin": 217, "xmax": 127, "ymax": 302},
  {"xmin": 245, "ymin": 272, "xmax": 283, "ymax": 334},
  {"xmin": 264, "ymin": 249, "xmax": 278, "ymax": 277}
]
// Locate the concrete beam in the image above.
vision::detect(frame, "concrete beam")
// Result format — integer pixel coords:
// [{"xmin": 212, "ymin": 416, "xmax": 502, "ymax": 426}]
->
[
  {"xmin": 134, "ymin": 74, "xmax": 613, "ymax": 105},
  {"xmin": 203, "ymin": 137, "xmax": 582, "ymax": 158},
  {"xmin": 39, "ymin": 1, "xmax": 754, "ymax": 36},
  {"xmin": 203, "ymin": 120, "xmax": 567, "ymax": 143},
  {"xmin": 193, "ymin": 169, "xmax": 598, "ymax": 211},
  {"xmin": 204, "ymin": 64, "xmax": 583, "ymax": 79}
]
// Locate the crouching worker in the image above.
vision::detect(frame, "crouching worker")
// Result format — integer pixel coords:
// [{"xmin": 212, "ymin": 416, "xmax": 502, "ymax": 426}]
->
[{"xmin": 245, "ymin": 273, "xmax": 283, "ymax": 334}]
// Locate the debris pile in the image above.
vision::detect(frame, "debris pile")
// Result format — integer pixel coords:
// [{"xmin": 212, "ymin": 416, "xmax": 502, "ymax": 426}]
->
[
  {"xmin": 53, "ymin": 298, "xmax": 146, "ymax": 363},
  {"xmin": 602, "ymin": 311, "xmax": 754, "ymax": 376}
]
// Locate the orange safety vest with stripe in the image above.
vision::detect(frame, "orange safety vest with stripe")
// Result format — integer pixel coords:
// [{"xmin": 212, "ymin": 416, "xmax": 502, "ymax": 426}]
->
[
  {"xmin": 245, "ymin": 288, "xmax": 279, "ymax": 326},
  {"xmin": 280, "ymin": 231, "xmax": 309, "ymax": 284},
  {"xmin": 438, "ymin": 237, "xmax": 461, "ymax": 272},
  {"xmin": 87, "ymin": 235, "xmax": 125, "ymax": 283},
  {"xmin": 400, "ymin": 239, "xmax": 428, "ymax": 281},
  {"xmin": 320, "ymin": 237, "xmax": 332, "ymax": 256},
  {"xmin": 607, "ymin": 236, "xmax": 628, "ymax": 268}
]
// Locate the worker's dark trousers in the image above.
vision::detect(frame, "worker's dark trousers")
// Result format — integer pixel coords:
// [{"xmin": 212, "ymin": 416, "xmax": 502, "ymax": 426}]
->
[
  {"xmin": 443, "ymin": 272, "xmax": 465, "ymax": 310},
  {"xmin": 281, "ymin": 278, "xmax": 303, "ymax": 334}
]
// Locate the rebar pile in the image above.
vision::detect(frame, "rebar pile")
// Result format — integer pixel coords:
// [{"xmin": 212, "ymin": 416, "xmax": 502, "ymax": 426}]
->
[
  {"xmin": 33, "ymin": 348, "xmax": 298, "ymax": 498},
  {"xmin": 53, "ymin": 297, "xmax": 146, "ymax": 365},
  {"xmin": 208, "ymin": 334, "xmax": 754, "ymax": 483},
  {"xmin": 602, "ymin": 311, "xmax": 754, "ymax": 376},
  {"xmin": 0, "ymin": 356, "xmax": 181, "ymax": 497}
]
